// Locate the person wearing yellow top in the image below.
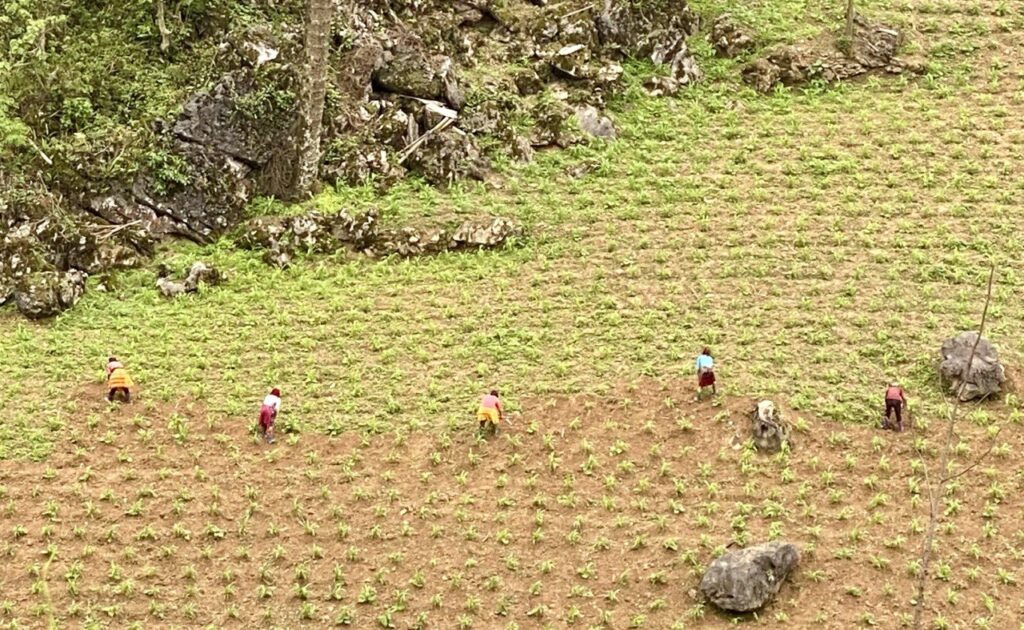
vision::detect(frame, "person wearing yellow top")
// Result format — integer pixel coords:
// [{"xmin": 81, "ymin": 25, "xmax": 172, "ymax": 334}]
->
[{"xmin": 106, "ymin": 357, "xmax": 134, "ymax": 403}]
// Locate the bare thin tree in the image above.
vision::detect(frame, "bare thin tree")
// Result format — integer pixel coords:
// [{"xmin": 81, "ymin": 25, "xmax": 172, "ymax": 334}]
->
[
  {"xmin": 910, "ymin": 264, "xmax": 996, "ymax": 630},
  {"xmin": 845, "ymin": 0, "xmax": 855, "ymax": 42},
  {"xmin": 156, "ymin": 0, "xmax": 172, "ymax": 52},
  {"xmin": 294, "ymin": 0, "xmax": 333, "ymax": 198}
]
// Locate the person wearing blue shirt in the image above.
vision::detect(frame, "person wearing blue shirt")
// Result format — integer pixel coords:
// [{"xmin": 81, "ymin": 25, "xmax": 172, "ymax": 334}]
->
[{"xmin": 695, "ymin": 347, "xmax": 716, "ymax": 400}]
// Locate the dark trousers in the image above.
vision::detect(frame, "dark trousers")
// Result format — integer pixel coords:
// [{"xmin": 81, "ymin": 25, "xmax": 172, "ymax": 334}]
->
[
  {"xmin": 108, "ymin": 388, "xmax": 130, "ymax": 403},
  {"xmin": 885, "ymin": 399, "xmax": 902, "ymax": 425}
]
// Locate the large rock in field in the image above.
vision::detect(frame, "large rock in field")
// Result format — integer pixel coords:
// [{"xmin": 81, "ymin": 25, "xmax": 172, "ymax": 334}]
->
[
  {"xmin": 14, "ymin": 270, "xmax": 87, "ymax": 319},
  {"xmin": 742, "ymin": 16, "xmax": 917, "ymax": 93},
  {"xmin": 750, "ymin": 400, "xmax": 792, "ymax": 453},
  {"xmin": 699, "ymin": 542, "xmax": 801, "ymax": 612},
  {"xmin": 939, "ymin": 332, "xmax": 1006, "ymax": 401},
  {"xmin": 156, "ymin": 261, "xmax": 222, "ymax": 298}
]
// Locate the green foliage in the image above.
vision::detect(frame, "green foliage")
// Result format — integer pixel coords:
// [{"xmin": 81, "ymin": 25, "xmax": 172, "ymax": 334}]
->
[
  {"xmin": 143, "ymin": 149, "xmax": 193, "ymax": 194},
  {"xmin": 233, "ymin": 82, "xmax": 296, "ymax": 122},
  {"xmin": 0, "ymin": 96, "xmax": 31, "ymax": 160},
  {"xmin": 0, "ymin": 0, "xmax": 295, "ymax": 187}
]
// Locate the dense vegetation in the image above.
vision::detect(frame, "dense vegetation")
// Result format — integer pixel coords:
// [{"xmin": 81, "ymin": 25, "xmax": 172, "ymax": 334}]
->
[{"xmin": 1, "ymin": 0, "xmax": 300, "ymax": 198}]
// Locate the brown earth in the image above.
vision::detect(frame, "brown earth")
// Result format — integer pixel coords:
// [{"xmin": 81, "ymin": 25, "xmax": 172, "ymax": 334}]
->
[{"xmin": 0, "ymin": 379, "xmax": 1021, "ymax": 627}]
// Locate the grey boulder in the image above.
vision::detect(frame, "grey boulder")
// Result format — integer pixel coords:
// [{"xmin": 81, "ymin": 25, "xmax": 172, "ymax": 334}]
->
[
  {"xmin": 574, "ymin": 105, "xmax": 616, "ymax": 139},
  {"xmin": 700, "ymin": 542, "xmax": 800, "ymax": 612},
  {"xmin": 750, "ymin": 400, "xmax": 792, "ymax": 453},
  {"xmin": 939, "ymin": 332, "xmax": 1006, "ymax": 401},
  {"xmin": 14, "ymin": 270, "xmax": 87, "ymax": 319}
]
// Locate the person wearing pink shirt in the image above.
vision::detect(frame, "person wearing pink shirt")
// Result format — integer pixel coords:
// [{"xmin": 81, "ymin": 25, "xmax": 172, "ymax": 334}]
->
[
  {"xmin": 882, "ymin": 382, "xmax": 907, "ymax": 432},
  {"xmin": 477, "ymin": 390, "xmax": 504, "ymax": 436}
]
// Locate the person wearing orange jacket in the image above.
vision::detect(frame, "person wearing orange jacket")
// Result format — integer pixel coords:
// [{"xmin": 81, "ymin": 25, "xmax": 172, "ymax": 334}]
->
[{"xmin": 106, "ymin": 357, "xmax": 134, "ymax": 403}]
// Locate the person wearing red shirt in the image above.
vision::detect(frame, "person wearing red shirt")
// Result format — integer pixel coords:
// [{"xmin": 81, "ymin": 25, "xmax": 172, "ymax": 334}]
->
[{"xmin": 883, "ymin": 382, "xmax": 907, "ymax": 432}]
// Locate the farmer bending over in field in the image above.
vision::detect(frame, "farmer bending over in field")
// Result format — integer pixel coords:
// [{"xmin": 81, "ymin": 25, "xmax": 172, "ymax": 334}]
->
[
  {"xmin": 106, "ymin": 356, "xmax": 134, "ymax": 403},
  {"xmin": 259, "ymin": 388, "xmax": 282, "ymax": 444},
  {"xmin": 882, "ymin": 381, "xmax": 907, "ymax": 432},
  {"xmin": 695, "ymin": 347, "xmax": 716, "ymax": 400},
  {"xmin": 477, "ymin": 389, "xmax": 505, "ymax": 436}
]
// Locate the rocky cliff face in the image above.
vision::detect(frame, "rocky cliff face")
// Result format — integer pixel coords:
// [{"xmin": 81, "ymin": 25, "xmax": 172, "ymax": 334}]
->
[
  {"xmin": 91, "ymin": 0, "xmax": 702, "ymax": 244},
  {"xmin": 2, "ymin": 0, "xmax": 702, "ymax": 318}
]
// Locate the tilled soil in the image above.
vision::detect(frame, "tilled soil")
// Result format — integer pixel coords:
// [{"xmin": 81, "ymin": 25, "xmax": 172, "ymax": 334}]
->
[{"xmin": 0, "ymin": 379, "xmax": 1021, "ymax": 628}]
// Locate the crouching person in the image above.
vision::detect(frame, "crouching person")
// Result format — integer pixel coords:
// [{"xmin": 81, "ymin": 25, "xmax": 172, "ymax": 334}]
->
[
  {"xmin": 883, "ymin": 381, "xmax": 907, "ymax": 432},
  {"xmin": 477, "ymin": 390, "xmax": 504, "ymax": 437},
  {"xmin": 106, "ymin": 357, "xmax": 134, "ymax": 403},
  {"xmin": 259, "ymin": 388, "xmax": 281, "ymax": 444}
]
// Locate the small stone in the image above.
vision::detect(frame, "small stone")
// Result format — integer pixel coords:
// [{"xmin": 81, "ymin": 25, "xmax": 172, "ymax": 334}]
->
[
  {"xmin": 156, "ymin": 277, "xmax": 189, "ymax": 298},
  {"xmin": 156, "ymin": 261, "xmax": 222, "ymax": 298},
  {"xmin": 510, "ymin": 136, "xmax": 535, "ymax": 163},
  {"xmin": 513, "ymin": 68, "xmax": 545, "ymax": 96},
  {"xmin": 550, "ymin": 43, "xmax": 592, "ymax": 79},
  {"xmin": 183, "ymin": 262, "xmax": 222, "ymax": 290},
  {"xmin": 573, "ymin": 105, "xmax": 616, "ymax": 139}
]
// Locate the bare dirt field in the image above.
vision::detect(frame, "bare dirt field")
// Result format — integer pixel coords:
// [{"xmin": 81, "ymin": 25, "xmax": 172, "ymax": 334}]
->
[{"xmin": 1, "ymin": 380, "xmax": 1021, "ymax": 628}]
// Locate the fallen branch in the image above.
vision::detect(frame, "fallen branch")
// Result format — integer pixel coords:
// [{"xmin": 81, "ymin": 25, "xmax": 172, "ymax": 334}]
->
[
  {"xmin": 25, "ymin": 135, "xmax": 53, "ymax": 166},
  {"xmin": 560, "ymin": 3, "xmax": 595, "ymax": 20},
  {"xmin": 86, "ymin": 220, "xmax": 143, "ymax": 241},
  {"xmin": 397, "ymin": 117, "xmax": 455, "ymax": 165}
]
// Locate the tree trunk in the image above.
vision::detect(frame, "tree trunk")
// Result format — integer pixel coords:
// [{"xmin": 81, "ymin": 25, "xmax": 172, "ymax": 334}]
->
[
  {"xmin": 844, "ymin": 0, "xmax": 855, "ymax": 41},
  {"xmin": 293, "ymin": 0, "xmax": 333, "ymax": 198},
  {"xmin": 156, "ymin": 0, "xmax": 171, "ymax": 53}
]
